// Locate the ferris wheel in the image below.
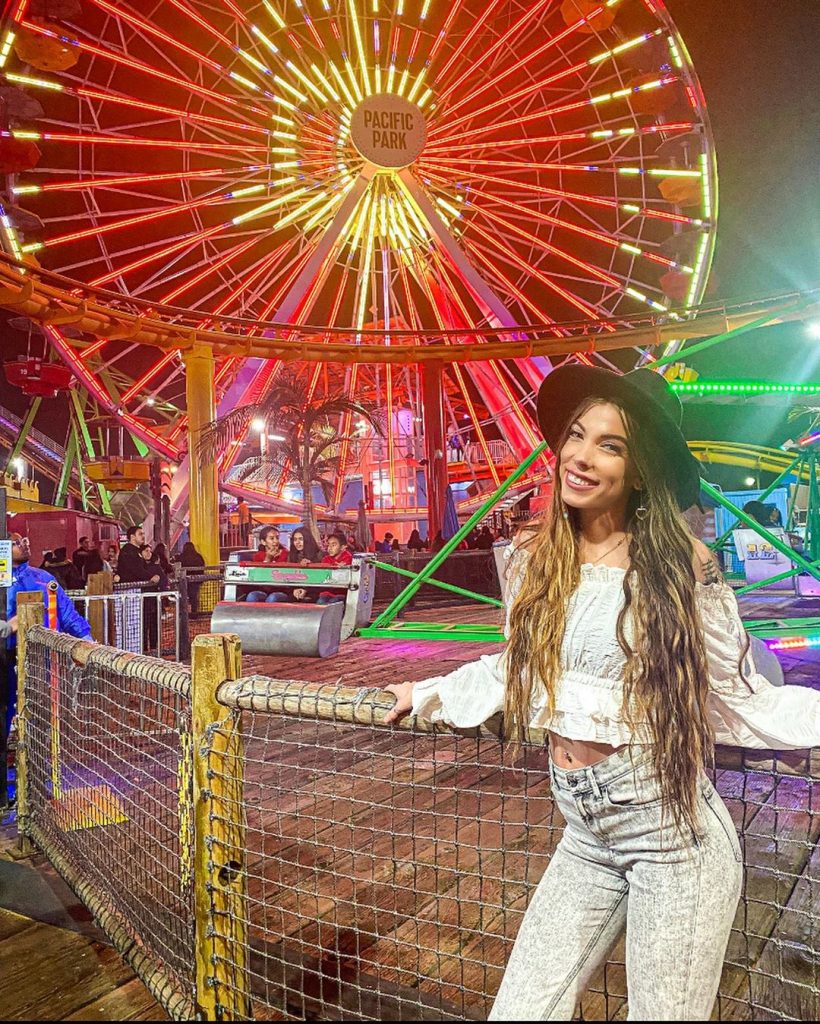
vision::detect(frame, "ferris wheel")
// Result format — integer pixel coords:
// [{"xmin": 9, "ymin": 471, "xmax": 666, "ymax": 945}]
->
[{"xmin": 0, "ymin": 0, "xmax": 717, "ymax": 517}]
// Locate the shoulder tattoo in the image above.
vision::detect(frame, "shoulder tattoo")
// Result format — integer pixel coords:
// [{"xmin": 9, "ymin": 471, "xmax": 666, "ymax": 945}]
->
[{"xmin": 700, "ymin": 555, "xmax": 722, "ymax": 586}]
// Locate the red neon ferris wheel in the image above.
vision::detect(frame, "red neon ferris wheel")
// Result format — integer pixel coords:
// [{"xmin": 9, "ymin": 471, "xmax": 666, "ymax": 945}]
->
[{"xmin": 0, "ymin": 0, "xmax": 717, "ymax": 518}]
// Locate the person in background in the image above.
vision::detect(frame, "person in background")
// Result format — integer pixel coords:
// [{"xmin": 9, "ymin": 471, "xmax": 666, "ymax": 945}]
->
[
  {"xmin": 180, "ymin": 540, "xmax": 205, "ymax": 615},
  {"xmin": 377, "ymin": 532, "xmax": 395, "ymax": 553},
  {"xmin": 6, "ymin": 534, "xmax": 92, "ymax": 729},
  {"xmin": 288, "ymin": 527, "xmax": 322, "ymax": 603},
  {"xmin": 71, "ymin": 536, "xmax": 92, "ymax": 579},
  {"xmin": 246, "ymin": 526, "xmax": 290, "ymax": 603},
  {"xmin": 391, "ymin": 537, "xmax": 401, "ymax": 551},
  {"xmin": 83, "ymin": 546, "xmax": 106, "ymax": 578},
  {"xmin": 44, "ymin": 548, "xmax": 84, "ymax": 590},
  {"xmin": 116, "ymin": 526, "xmax": 162, "ymax": 586},
  {"xmin": 317, "ymin": 531, "xmax": 353, "ymax": 605},
  {"xmin": 237, "ymin": 498, "xmax": 252, "ymax": 546},
  {"xmin": 152, "ymin": 542, "xmax": 174, "ymax": 577},
  {"xmin": 39, "ymin": 550, "xmax": 54, "ymax": 569},
  {"xmin": 253, "ymin": 526, "xmax": 289, "ymax": 564},
  {"xmin": 476, "ymin": 526, "xmax": 495, "ymax": 550},
  {"xmin": 139, "ymin": 543, "xmax": 164, "ymax": 650},
  {"xmin": 106, "ymin": 543, "xmax": 119, "ymax": 574},
  {"xmin": 346, "ymin": 533, "xmax": 358, "ymax": 553},
  {"xmin": 406, "ymin": 529, "xmax": 425, "ymax": 552},
  {"xmin": 431, "ymin": 530, "xmax": 446, "ymax": 553}
]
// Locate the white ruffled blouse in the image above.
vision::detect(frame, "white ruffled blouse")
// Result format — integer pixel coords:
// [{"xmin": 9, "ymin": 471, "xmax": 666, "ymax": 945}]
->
[{"xmin": 411, "ymin": 563, "xmax": 820, "ymax": 749}]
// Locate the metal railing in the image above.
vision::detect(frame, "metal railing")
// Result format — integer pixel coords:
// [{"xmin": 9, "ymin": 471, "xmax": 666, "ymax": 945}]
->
[{"xmin": 15, "ymin": 618, "xmax": 820, "ymax": 1022}]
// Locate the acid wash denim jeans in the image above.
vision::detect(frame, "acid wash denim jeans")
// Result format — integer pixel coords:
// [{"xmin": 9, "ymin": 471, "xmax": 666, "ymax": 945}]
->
[{"xmin": 489, "ymin": 746, "xmax": 743, "ymax": 1021}]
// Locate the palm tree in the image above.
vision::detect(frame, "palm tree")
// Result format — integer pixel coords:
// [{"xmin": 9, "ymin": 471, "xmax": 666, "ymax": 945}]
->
[{"xmin": 198, "ymin": 369, "xmax": 382, "ymax": 544}]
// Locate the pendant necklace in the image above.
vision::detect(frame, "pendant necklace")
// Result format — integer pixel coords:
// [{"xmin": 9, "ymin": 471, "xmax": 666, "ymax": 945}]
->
[{"xmin": 582, "ymin": 534, "xmax": 628, "ymax": 566}]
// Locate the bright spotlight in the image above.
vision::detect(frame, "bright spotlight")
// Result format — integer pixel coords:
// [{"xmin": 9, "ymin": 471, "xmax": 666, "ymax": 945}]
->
[
  {"xmin": 744, "ymin": 476, "xmax": 756, "ymax": 487},
  {"xmin": 251, "ymin": 418, "xmax": 266, "ymax": 432},
  {"xmin": 807, "ymin": 320, "xmax": 820, "ymax": 340}
]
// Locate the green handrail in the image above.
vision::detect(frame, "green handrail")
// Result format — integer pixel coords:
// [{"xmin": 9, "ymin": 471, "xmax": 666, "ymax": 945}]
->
[
  {"xmin": 370, "ymin": 440, "xmax": 549, "ymax": 627},
  {"xmin": 373, "ymin": 559, "xmax": 504, "ymax": 609}
]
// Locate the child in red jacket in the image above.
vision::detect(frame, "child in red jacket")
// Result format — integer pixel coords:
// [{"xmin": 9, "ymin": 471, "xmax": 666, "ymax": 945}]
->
[{"xmin": 317, "ymin": 532, "xmax": 352, "ymax": 605}]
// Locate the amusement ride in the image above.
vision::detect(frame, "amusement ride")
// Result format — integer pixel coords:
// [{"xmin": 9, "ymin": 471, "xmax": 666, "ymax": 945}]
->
[{"xmin": 0, "ymin": 0, "xmax": 818, "ymax": 646}]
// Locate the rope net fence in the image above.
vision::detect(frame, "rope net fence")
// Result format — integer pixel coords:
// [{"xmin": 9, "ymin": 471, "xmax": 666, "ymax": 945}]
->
[
  {"xmin": 21, "ymin": 625, "xmax": 195, "ymax": 1020},
  {"xmin": 16, "ymin": 625, "xmax": 819, "ymax": 1021},
  {"xmin": 206, "ymin": 677, "xmax": 820, "ymax": 1022}
]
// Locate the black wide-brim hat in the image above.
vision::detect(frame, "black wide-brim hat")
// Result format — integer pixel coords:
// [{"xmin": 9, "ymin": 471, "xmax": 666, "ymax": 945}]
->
[{"xmin": 536, "ymin": 365, "xmax": 703, "ymax": 510}]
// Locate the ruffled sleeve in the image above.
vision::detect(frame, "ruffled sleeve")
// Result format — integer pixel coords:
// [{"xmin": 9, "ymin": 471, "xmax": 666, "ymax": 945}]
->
[
  {"xmin": 699, "ymin": 582, "xmax": 820, "ymax": 749},
  {"xmin": 411, "ymin": 651, "xmax": 506, "ymax": 727}
]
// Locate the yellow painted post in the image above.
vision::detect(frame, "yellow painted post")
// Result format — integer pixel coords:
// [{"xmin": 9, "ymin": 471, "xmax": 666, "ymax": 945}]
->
[
  {"xmin": 191, "ymin": 633, "xmax": 250, "ymax": 1021},
  {"xmin": 15, "ymin": 592, "xmax": 45, "ymax": 855},
  {"xmin": 184, "ymin": 345, "xmax": 220, "ymax": 577}
]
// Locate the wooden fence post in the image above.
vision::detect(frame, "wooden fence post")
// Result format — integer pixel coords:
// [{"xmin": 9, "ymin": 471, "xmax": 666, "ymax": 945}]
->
[
  {"xmin": 16, "ymin": 592, "xmax": 45, "ymax": 855},
  {"xmin": 85, "ymin": 570, "xmax": 114, "ymax": 644},
  {"xmin": 191, "ymin": 633, "xmax": 250, "ymax": 1021}
]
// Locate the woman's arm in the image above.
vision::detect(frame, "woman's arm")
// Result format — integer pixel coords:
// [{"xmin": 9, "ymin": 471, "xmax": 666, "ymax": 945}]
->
[{"xmin": 384, "ymin": 652, "xmax": 507, "ymax": 727}]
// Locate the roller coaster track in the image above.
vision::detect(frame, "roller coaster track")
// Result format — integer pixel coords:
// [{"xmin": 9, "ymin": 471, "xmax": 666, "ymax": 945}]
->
[{"xmin": 688, "ymin": 441, "xmax": 813, "ymax": 478}]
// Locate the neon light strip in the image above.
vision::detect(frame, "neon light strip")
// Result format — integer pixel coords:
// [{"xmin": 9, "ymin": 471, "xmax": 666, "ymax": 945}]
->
[
  {"xmin": 2, "ymin": 130, "xmax": 269, "ymax": 152},
  {"xmin": 672, "ymin": 382, "xmax": 820, "ymax": 395},
  {"xmin": 428, "ymin": 75, "xmax": 678, "ymax": 148},
  {"xmin": 13, "ymin": 164, "xmax": 266, "ymax": 196},
  {"xmin": 419, "ymin": 156, "xmax": 702, "ymax": 229},
  {"xmin": 766, "ymin": 636, "xmax": 820, "ymax": 653},
  {"xmin": 19, "ymin": 20, "xmax": 269, "ymax": 116}
]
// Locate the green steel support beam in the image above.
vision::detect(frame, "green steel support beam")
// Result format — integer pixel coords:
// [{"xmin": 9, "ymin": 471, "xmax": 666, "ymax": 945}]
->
[
  {"xmin": 370, "ymin": 441, "xmax": 549, "ymax": 628},
  {"xmin": 710, "ymin": 452, "xmax": 801, "ymax": 552},
  {"xmin": 701, "ymin": 480, "xmax": 820, "ymax": 582},
  {"xmin": 71, "ymin": 419, "xmax": 90, "ymax": 512},
  {"xmin": 373, "ymin": 559, "xmax": 504, "ymax": 609},
  {"xmin": 69, "ymin": 389, "xmax": 112, "ymax": 516},
  {"xmin": 3, "ymin": 397, "xmax": 41, "ymax": 472},
  {"xmin": 54, "ymin": 427, "xmax": 78, "ymax": 508}
]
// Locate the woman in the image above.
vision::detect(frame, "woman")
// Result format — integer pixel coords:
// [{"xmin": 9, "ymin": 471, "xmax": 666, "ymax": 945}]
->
[
  {"xmin": 385, "ymin": 366, "xmax": 820, "ymax": 1020},
  {"xmin": 287, "ymin": 527, "xmax": 322, "ymax": 602},
  {"xmin": 180, "ymin": 540, "xmax": 205, "ymax": 615},
  {"xmin": 406, "ymin": 529, "xmax": 425, "ymax": 552},
  {"xmin": 151, "ymin": 542, "xmax": 174, "ymax": 577},
  {"xmin": 246, "ymin": 526, "xmax": 290, "ymax": 603}
]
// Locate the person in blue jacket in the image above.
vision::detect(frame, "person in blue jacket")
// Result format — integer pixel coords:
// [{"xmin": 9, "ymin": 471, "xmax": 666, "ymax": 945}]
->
[{"xmin": 4, "ymin": 534, "xmax": 91, "ymax": 729}]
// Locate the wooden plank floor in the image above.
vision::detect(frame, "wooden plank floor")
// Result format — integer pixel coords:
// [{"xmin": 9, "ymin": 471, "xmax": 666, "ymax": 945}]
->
[
  {"xmin": 1, "ymin": 590, "xmax": 817, "ymax": 1021},
  {"xmin": 0, "ymin": 830, "xmax": 168, "ymax": 1021}
]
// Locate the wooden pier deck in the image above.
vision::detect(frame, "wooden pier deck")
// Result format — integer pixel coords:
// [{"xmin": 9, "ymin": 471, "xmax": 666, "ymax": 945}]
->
[{"xmin": 0, "ymin": 590, "xmax": 817, "ymax": 1021}]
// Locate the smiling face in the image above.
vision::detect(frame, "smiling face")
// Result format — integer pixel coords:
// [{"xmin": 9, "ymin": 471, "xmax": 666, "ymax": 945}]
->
[{"xmin": 558, "ymin": 400, "xmax": 641, "ymax": 521}]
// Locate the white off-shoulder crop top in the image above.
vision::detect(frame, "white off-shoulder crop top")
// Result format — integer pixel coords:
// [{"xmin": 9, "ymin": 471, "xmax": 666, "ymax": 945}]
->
[{"xmin": 411, "ymin": 560, "xmax": 820, "ymax": 749}]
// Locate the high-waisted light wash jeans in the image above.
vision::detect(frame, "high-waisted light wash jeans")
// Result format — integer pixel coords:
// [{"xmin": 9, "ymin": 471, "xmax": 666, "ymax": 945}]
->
[{"xmin": 489, "ymin": 746, "xmax": 743, "ymax": 1021}]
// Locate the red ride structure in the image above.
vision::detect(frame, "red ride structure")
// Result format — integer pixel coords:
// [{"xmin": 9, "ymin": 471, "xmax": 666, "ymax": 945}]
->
[{"xmin": 0, "ymin": 0, "xmax": 718, "ymax": 538}]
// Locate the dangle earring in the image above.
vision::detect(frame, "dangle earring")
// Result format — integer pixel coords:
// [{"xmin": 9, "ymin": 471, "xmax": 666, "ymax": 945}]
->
[
  {"xmin": 562, "ymin": 506, "xmax": 570, "ymax": 521},
  {"xmin": 635, "ymin": 501, "xmax": 648, "ymax": 521}
]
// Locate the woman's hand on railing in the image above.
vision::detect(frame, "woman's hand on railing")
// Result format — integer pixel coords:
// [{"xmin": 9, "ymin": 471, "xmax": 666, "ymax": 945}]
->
[{"xmin": 383, "ymin": 681, "xmax": 416, "ymax": 724}]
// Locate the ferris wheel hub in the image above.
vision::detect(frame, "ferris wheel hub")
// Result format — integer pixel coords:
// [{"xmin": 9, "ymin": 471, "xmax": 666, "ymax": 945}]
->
[{"xmin": 350, "ymin": 93, "xmax": 426, "ymax": 170}]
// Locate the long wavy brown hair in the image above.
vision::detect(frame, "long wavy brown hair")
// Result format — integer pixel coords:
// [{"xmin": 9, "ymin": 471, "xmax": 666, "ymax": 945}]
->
[{"xmin": 505, "ymin": 396, "xmax": 717, "ymax": 830}]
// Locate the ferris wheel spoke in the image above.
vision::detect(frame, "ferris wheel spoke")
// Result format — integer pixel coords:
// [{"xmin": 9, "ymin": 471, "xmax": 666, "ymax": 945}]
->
[
  {"xmin": 433, "ymin": 0, "xmax": 553, "ymax": 110},
  {"xmin": 434, "ymin": 23, "xmax": 663, "ymax": 135},
  {"xmin": 18, "ymin": 18, "xmax": 268, "ymax": 116},
  {"xmin": 421, "ymin": 157, "xmax": 707, "ymax": 231},
  {"xmin": 431, "ymin": 72, "xmax": 679, "ymax": 148},
  {"xmin": 397, "ymin": 169, "xmax": 519, "ymax": 331},
  {"xmin": 453, "ymin": 178, "xmax": 692, "ymax": 296}
]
